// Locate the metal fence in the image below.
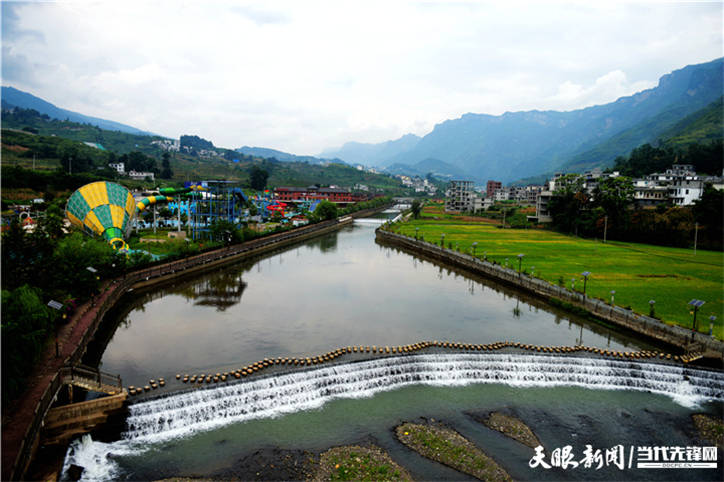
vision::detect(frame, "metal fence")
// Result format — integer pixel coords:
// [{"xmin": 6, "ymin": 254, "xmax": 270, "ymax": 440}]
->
[
  {"xmin": 378, "ymin": 229, "xmax": 724, "ymax": 354},
  {"xmin": 60, "ymin": 364, "xmax": 123, "ymax": 391}
]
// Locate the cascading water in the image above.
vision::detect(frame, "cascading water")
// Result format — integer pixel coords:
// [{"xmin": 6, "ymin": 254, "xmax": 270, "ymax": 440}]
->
[{"xmin": 61, "ymin": 353, "xmax": 724, "ymax": 480}]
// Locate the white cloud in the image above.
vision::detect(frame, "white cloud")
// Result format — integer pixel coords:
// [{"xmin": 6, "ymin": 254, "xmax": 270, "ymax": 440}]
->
[
  {"xmin": 2, "ymin": 1, "xmax": 722, "ymax": 154},
  {"xmin": 544, "ymin": 70, "xmax": 657, "ymax": 111}
]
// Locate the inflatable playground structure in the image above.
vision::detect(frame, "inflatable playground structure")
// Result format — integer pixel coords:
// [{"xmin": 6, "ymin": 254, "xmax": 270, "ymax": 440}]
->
[{"xmin": 64, "ymin": 181, "xmax": 320, "ymax": 250}]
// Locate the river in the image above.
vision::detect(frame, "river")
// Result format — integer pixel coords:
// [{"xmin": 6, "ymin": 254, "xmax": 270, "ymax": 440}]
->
[{"xmin": 61, "ymin": 218, "xmax": 723, "ymax": 481}]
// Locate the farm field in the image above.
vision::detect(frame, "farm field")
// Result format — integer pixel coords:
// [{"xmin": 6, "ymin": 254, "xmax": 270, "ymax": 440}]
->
[{"xmin": 396, "ymin": 205, "xmax": 724, "ymax": 339}]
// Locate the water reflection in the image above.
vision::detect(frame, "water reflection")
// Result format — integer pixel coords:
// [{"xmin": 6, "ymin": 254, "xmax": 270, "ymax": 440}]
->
[
  {"xmin": 176, "ymin": 266, "xmax": 248, "ymax": 311},
  {"xmin": 95, "ymin": 222, "xmax": 661, "ymax": 386}
]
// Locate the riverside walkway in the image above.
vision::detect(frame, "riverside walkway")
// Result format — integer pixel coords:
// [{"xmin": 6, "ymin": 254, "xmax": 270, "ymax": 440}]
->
[{"xmin": 1, "ymin": 209, "xmax": 387, "ymax": 481}]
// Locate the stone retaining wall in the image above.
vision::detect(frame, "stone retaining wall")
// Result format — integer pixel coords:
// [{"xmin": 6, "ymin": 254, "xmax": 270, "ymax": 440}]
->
[
  {"xmin": 376, "ymin": 228, "xmax": 724, "ymax": 355},
  {"xmin": 8, "ymin": 206, "xmax": 390, "ymax": 480}
]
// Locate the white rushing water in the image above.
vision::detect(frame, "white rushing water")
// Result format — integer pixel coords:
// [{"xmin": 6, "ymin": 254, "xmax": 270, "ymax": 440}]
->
[{"xmin": 61, "ymin": 353, "xmax": 724, "ymax": 480}]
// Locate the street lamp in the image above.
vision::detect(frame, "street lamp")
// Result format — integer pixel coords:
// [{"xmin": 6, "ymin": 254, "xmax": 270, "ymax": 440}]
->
[
  {"xmin": 530, "ymin": 266, "xmax": 535, "ymax": 276},
  {"xmin": 610, "ymin": 290, "xmax": 615, "ymax": 305},
  {"xmin": 517, "ymin": 254, "xmax": 525, "ymax": 274},
  {"xmin": 581, "ymin": 271, "xmax": 591, "ymax": 296},
  {"xmin": 688, "ymin": 299, "xmax": 706, "ymax": 332},
  {"xmin": 472, "ymin": 242, "xmax": 478, "ymax": 257},
  {"xmin": 415, "ymin": 227, "xmax": 419, "ymax": 239},
  {"xmin": 441, "ymin": 233, "xmax": 445, "ymax": 247},
  {"xmin": 483, "ymin": 251, "xmax": 487, "ymax": 261},
  {"xmin": 571, "ymin": 278, "xmax": 576, "ymax": 290},
  {"xmin": 709, "ymin": 315, "xmax": 716, "ymax": 337},
  {"xmin": 648, "ymin": 300, "xmax": 655, "ymax": 318},
  {"xmin": 86, "ymin": 266, "xmax": 99, "ymax": 280}
]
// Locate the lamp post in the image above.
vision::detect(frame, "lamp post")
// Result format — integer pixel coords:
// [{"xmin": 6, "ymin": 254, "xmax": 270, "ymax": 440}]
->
[
  {"xmin": 581, "ymin": 271, "xmax": 591, "ymax": 297},
  {"xmin": 415, "ymin": 227, "xmax": 419, "ymax": 239},
  {"xmin": 688, "ymin": 299, "xmax": 706, "ymax": 332},
  {"xmin": 441, "ymin": 233, "xmax": 445, "ymax": 247},
  {"xmin": 472, "ymin": 242, "xmax": 478, "ymax": 257},
  {"xmin": 483, "ymin": 251, "xmax": 487, "ymax": 261},
  {"xmin": 517, "ymin": 254, "xmax": 525, "ymax": 275},
  {"xmin": 709, "ymin": 316, "xmax": 716, "ymax": 337},
  {"xmin": 648, "ymin": 300, "xmax": 655, "ymax": 318},
  {"xmin": 610, "ymin": 290, "xmax": 615, "ymax": 305},
  {"xmin": 571, "ymin": 278, "xmax": 576, "ymax": 290}
]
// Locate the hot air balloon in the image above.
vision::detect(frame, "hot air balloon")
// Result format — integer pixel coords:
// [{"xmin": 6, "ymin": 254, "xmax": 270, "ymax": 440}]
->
[{"xmin": 65, "ymin": 181, "xmax": 136, "ymax": 250}]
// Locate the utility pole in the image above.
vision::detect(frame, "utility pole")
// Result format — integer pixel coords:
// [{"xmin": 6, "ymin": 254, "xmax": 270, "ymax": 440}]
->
[
  {"xmin": 603, "ymin": 215, "xmax": 608, "ymax": 243},
  {"xmin": 694, "ymin": 222, "xmax": 698, "ymax": 255}
]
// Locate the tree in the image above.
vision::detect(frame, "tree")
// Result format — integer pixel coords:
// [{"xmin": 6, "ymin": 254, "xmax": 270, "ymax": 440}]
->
[
  {"xmin": 547, "ymin": 175, "xmax": 589, "ymax": 235},
  {"xmin": 411, "ymin": 200, "xmax": 422, "ymax": 219},
  {"xmin": 58, "ymin": 143, "xmax": 92, "ymax": 173},
  {"xmin": 314, "ymin": 200, "xmax": 338, "ymax": 221},
  {"xmin": 249, "ymin": 166, "xmax": 269, "ymax": 191},
  {"xmin": 159, "ymin": 207, "xmax": 173, "ymax": 227},
  {"xmin": 2, "ymin": 285, "xmax": 54, "ymax": 404},
  {"xmin": 693, "ymin": 184, "xmax": 724, "ymax": 250},
  {"xmin": 123, "ymin": 151, "xmax": 158, "ymax": 173},
  {"xmin": 592, "ymin": 176, "xmax": 634, "ymax": 235},
  {"xmin": 39, "ymin": 204, "xmax": 65, "ymax": 240},
  {"xmin": 160, "ymin": 152, "xmax": 173, "ymax": 179},
  {"xmin": 210, "ymin": 219, "xmax": 242, "ymax": 245}
]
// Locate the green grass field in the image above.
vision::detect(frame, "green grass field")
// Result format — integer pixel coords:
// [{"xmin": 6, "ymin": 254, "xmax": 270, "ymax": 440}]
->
[{"xmin": 396, "ymin": 206, "xmax": 724, "ymax": 339}]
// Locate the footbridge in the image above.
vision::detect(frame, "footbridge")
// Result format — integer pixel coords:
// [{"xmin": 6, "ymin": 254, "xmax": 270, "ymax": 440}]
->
[{"xmin": 41, "ymin": 365, "xmax": 127, "ymax": 446}]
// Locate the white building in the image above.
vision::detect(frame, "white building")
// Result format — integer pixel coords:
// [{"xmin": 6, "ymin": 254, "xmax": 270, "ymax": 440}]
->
[
  {"xmin": 532, "ymin": 191, "xmax": 553, "ymax": 223},
  {"xmin": 108, "ymin": 162, "xmax": 125, "ymax": 174},
  {"xmin": 128, "ymin": 170, "xmax": 155, "ymax": 181},
  {"xmin": 633, "ymin": 164, "xmax": 714, "ymax": 207},
  {"xmin": 445, "ymin": 180, "xmax": 477, "ymax": 213},
  {"xmin": 633, "ymin": 179, "xmax": 669, "ymax": 206},
  {"xmin": 151, "ymin": 139, "xmax": 181, "ymax": 152}
]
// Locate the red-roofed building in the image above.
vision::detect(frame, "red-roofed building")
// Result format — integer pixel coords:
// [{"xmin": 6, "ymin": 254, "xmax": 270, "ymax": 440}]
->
[{"xmin": 273, "ymin": 186, "xmax": 369, "ymax": 204}]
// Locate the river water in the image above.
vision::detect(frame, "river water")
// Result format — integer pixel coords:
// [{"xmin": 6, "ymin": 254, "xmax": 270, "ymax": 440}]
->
[
  {"xmin": 96, "ymin": 219, "xmax": 654, "ymax": 385},
  {"xmin": 63, "ymin": 219, "xmax": 723, "ymax": 480}
]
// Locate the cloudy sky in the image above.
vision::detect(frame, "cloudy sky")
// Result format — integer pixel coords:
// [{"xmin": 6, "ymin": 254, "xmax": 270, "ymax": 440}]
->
[{"xmin": 2, "ymin": 1, "xmax": 722, "ymax": 155}]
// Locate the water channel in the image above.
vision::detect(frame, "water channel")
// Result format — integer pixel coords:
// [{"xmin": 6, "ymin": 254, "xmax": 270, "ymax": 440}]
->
[{"xmin": 63, "ymin": 218, "xmax": 723, "ymax": 480}]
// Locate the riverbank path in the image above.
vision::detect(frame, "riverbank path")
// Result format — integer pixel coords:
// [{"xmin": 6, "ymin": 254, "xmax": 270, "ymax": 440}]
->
[{"xmin": 1, "ymin": 279, "xmax": 122, "ymax": 480}]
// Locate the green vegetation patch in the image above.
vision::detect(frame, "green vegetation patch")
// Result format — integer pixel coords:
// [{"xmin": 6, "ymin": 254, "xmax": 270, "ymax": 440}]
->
[
  {"xmin": 394, "ymin": 217, "xmax": 724, "ymax": 339},
  {"xmin": 395, "ymin": 422, "xmax": 511, "ymax": 481},
  {"xmin": 313, "ymin": 445, "xmax": 411, "ymax": 481},
  {"xmin": 692, "ymin": 414, "xmax": 724, "ymax": 449},
  {"xmin": 480, "ymin": 412, "xmax": 541, "ymax": 449}
]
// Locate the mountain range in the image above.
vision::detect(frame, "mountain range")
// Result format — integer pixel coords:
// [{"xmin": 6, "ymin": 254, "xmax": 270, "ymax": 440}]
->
[
  {"xmin": 321, "ymin": 58, "xmax": 723, "ymax": 183},
  {"xmin": 1, "ymin": 86, "xmax": 155, "ymax": 136},
  {"xmin": 235, "ymin": 146, "xmax": 337, "ymax": 165},
  {"xmin": 4, "ymin": 58, "xmax": 721, "ymax": 184}
]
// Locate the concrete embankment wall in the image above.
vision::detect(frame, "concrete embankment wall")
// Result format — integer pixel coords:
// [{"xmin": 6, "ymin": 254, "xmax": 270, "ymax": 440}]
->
[
  {"xmin": 42, "ymin": 392, "xmax": 127, "ymax": 445},
  {"xmin": 376, "ymin": 228, "xmax": 724, "ymax": 355}
]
